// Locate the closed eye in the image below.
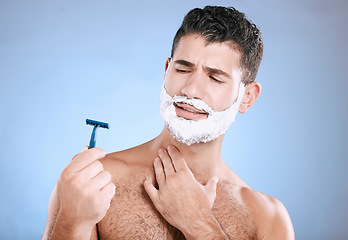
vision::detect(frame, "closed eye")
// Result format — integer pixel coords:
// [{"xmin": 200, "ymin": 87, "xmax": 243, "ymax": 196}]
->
[
  {"xmin": 176, "ymin": 69, "xmax": 191, "ymax": 73},
  {"xmin": 209, "ymin": 76, "xmax": 223, "ymax": 84}
]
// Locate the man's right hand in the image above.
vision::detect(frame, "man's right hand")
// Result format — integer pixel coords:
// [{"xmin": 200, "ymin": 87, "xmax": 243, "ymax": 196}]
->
[{"xmin": 55, "ymin": 147, "xmax": 115, "ymax": 237}]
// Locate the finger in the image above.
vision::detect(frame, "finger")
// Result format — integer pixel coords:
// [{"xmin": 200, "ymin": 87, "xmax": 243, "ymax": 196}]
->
[
  {"xmin": 205, "ymin": 176, "xmax": 219, "ymax": 208},
  {"xmin": 71, "ymin": 146, "xmax": 88, "ymax": 162},
  {"xmin": 154, "ymin": 158, "xmax": 165, "ymax": 187},
  {"xmin": 71, "ymin": 153, "xmax": 79, "ymax": 161},
  {"xmin": 143, "ymin": 176, "xmax": 159, "ymax": 204},
  {"xmin": 158, "ymin": 148, "xmax": 175, "ymax": 177},
  {"xmin": 78, "ymin": 160, "xmax": 104, "ymax": 179},
  {"xmin": 100, "ymin": 181, "xmax": 116, "ymax": 201},
  {"xmin": 167, "ymin": 145, "xmax": 189, "ymax": 172},
  {"xmin": 90, "ymin": 170, "xmax": 112, "ymax": 191},
  {"xmin": 205, "ymin": 176, "xmax": 219, "ymax": 195},
  {"xmin": 70, "ymin": 148, "xmax": 106, "ymax": 172}
]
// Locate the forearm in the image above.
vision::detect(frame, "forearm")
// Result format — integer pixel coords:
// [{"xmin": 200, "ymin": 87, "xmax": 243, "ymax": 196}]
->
[
  {"xmin": 182, "ymin": 214, "xmax": 229, "ymax": 240},
  {"xmin": 48, "ymin": 211, "xmax": 93, "ymax": 240}
]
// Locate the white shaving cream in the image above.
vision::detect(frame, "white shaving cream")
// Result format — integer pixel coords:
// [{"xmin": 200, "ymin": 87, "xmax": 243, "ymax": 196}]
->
[{"xmin": 160, "ymin": 82, "xmax": 245, "ymax": 145}]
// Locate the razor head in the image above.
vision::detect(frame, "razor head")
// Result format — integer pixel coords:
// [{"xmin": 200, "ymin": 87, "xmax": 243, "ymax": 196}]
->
[{"xmin": 86, "ymin": 119, "xmax": 109, "ymax": 129}]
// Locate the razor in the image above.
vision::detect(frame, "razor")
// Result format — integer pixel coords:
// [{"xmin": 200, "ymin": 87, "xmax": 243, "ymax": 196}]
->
[{"xmin": 86, "ymin": 119, "xmax": 109, "ymax": 148}]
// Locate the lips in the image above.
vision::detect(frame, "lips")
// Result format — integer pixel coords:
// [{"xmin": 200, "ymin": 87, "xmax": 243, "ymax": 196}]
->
[
  {"xmin": 173, "ymin": 102, "xmax": 209, "ymax": 121},
  {"xmin": 175, "ymin": 102, "xmax": 207, "ymax": 114}
]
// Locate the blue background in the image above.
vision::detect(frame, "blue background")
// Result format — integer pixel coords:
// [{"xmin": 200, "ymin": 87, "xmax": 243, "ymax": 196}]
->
[{"xmin": 0, "ymin": 0, "xmax": 347, "ymax": 239}]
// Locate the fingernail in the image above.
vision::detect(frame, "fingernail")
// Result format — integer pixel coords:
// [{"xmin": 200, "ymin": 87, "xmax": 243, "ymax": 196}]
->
[
  {"xmin": 167, "ymin": 145, "xmax": 173, "ymax": 151},
  {"xmin": 154, "ymin": 158, "xmax": 160, "ymax": 165},
  {"xmin": 214, "ymin": 176, "xmax": 219, "ymax": 182},
  {"xmin": 158, "ymin": 149, "xmax": 165, "ymax": 156}
]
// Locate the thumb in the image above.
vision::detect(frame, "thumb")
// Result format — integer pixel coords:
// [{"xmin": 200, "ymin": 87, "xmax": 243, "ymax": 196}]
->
[
  {"xmin": 71, "ymin": 146, "xmax": 89, "ymax": 162},
  {"xmin": 205, "ymin": 176, "xmax": 219, "ymax": 193},
  {"xmin": 143, "ymin": 177, "xmax": 159, "ymax": 205},
  {"xmin": 204, "ymin": 176, "xmax": 219, "ymax": 208}
]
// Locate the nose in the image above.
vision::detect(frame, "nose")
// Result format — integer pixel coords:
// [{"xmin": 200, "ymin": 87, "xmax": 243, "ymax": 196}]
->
[{"xmin": 181, "ymin": 70, "xmax": 207, "ymax": 100}]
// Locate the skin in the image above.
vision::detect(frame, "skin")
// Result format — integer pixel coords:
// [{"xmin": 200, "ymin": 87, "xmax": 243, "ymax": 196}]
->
[{"xmin": 42, "ymin": 34, "xmax": 294, "ymax": 239}]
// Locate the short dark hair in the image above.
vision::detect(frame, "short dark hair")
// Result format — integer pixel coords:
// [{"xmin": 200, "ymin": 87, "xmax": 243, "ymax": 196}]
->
[{"xmin": 171, "ymin": 6, "xmax": 263, "ymax": 84}]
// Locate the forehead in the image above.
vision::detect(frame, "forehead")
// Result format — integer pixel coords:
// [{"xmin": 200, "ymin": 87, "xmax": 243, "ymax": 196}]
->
[{"xmin": 172, "ymin": 34, "xmax": 242, "ymax": 72}]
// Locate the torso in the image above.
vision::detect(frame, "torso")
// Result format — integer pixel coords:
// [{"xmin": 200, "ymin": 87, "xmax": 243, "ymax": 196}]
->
[
  {"xmin": 98, "ymin": 165, "xmax": 186, "ymax": 240},
  {"xmin": 97, "ymin": 144, "xmax": 264, "ymax": 240}
]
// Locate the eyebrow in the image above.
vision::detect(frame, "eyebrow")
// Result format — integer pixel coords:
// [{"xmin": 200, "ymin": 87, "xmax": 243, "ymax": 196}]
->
[
  {"xmin": 174, "ymin": 59, "xmax": 231, "ymax": 79},
  {"xmin": 174, "ymin": 59, "xmax": 195, "ymax": 67},
  {"xmin": 205, "ymin": 66, "xmax": 231, "ymax": 79}
]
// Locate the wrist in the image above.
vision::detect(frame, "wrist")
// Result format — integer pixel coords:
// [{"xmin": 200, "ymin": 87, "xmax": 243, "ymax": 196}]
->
[
  {"xmin": 50, "ymin": 210, "xmax": 94, "ymax": 240},
  {"xmin": 182, "ymin": 214, "xmax": 228, "ymax": 240}
]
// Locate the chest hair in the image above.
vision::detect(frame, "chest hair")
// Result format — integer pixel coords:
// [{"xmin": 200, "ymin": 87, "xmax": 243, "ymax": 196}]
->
[{"xmin": 98, "ymin": 174, "xmax": 257, "ymax": 239}]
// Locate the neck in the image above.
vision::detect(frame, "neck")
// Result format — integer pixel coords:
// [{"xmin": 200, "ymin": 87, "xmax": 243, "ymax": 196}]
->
[{"xmin": 150, "ymin": 127, "xmax": 226, "ymax": 182}]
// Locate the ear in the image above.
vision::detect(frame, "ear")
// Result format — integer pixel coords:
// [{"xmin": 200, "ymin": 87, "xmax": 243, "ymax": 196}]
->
[
  {"xmin": 239, "ymin": 81, "xmax": 261, "ymax": 113},
  {"xmin": 164, "ymin": 58, "xmax": 171, "ymax": 78}
]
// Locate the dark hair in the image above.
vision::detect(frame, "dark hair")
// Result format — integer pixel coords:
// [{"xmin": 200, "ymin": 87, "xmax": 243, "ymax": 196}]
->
[{"xmin": 171, "ymin": 6, "xmax": 263, "ymax": 84}]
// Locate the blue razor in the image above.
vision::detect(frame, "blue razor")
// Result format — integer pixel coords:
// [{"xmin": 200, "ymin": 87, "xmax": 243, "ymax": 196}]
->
[{"xmin": 86, "ymin": 119, "xmax": 109, "ymax": 148}]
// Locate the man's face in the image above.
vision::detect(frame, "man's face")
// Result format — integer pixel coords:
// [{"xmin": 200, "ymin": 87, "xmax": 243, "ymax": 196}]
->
[{"xmin": 164, "ymin": 34, "xmax": 243, "ymax": 120}]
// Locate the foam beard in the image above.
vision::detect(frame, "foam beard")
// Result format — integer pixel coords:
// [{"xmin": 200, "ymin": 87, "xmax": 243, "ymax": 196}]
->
[{"xmin": 160, "ymin": 82, "xmax": 245, "ymax": 146}]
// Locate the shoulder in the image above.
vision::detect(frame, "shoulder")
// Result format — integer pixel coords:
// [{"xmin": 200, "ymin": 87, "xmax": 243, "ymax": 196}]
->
[
  {"xmin": 99, "ymin": 151, "xmax": 130, "ymax": 180},
  {"xmin": 240, "ymin": 187, "xmax": 295, "ymax": 240},
  {"xmin": 99, "ymin": 143, "xmax": 154, "ymax": 183}
]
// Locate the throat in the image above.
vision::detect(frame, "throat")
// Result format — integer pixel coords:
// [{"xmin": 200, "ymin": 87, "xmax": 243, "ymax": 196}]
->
[
  {"xmin": 154, "ymin": 127, "xmax": 225, "ymax": 182},
  {"xmin": 185, "ymin": 154, "xmax": 223, "ymax": 183}
]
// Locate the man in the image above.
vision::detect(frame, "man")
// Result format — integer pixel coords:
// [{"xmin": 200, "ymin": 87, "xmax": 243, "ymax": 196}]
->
[{"xmin": 43, "ymin": 6, "xmax": 295, "ymax": 240}]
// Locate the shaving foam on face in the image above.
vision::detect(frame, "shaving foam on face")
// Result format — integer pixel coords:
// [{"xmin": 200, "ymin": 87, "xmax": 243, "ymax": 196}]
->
[{"xmin": 160, "ymin": 82, "xmax": 245, "ymax": 145}]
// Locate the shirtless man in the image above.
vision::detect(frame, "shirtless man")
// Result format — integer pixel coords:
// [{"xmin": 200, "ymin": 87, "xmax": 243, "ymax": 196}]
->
[{"xmin": 43, "ymin": 6, "xmax": 295, "ymax": 240}]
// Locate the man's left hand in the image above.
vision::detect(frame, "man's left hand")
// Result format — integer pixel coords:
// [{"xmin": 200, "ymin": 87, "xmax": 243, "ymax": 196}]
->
[{"xmin": 143, "ymin": 145, "xmax": 219, "ymax": 236}]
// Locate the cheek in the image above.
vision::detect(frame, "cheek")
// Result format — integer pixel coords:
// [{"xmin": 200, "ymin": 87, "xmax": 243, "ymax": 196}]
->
[
  {"xmin": 164, "ymin": 73, "xmax": 186, "ymax": 97},
  {"xmin": 208, "ymin": 87, "xmax": 235, "ymax": 111}
]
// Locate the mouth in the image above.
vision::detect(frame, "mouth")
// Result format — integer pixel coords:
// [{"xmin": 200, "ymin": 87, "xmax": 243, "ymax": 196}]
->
[{"xmin": 174, "ymin": 102, "xmax": 209, "ymax": 120}]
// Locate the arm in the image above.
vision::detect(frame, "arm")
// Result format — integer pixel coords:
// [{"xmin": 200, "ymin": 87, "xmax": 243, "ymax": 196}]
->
[
  {"xmin": 261, "ymin": 198, "xmax": 295, "ymax": 240},
  {"xmin": 181, "ymin": 213, "xmax": 228, "ymax": 240},
  {"xmin": 42, "ymin": 148, "xmax": 115, "ymax": 240},
  {"xmin": 42, "ymin": 184, "xmax": 60, "ymax": 240},
  {"xmin": 42, "ymin": 184, "xmax": 98, "ymax": 240},
  {"xmin": 144, "ymin": 146, "xmax": 229, "ymax": 240}
]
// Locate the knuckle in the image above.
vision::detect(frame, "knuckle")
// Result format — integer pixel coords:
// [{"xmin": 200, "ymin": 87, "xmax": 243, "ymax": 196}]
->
[
  {"xmin": 110, "ymin": 183, "xmax": 116, "ymax": 194},
  {"xmin": 91, "ymin": 148, "xmax": 106, "ymax": 158},
  {"xmin": 101, "ymin": 149, "xmax": 106, "ymax": 156},
  {"xmin": 164, "ymin": 164, "xmax": 173, "ymax": 171},
  {"xmin": 170, "ymin": 150, "xmax": 178, "ymax": 157},
  {"xmin": 81, "ymin": 187, "xmax": 92, "ymax": 198},
  {"xmin": 91, "ymin": 191, "xmax": 102, "ymax": 202},
  {"xmin": 166, "ymin": 174, "xmax": 175, "ymax": 182},
  {"xmin": 70, "ymin": 174, "xmax": 84, "ymax": 188},
  {"xmin": 60, "ymin": 168, "xmax": 72, "ymax": 182},
  {"xmin": 103, "ymin": 171, "xmax": 112, "ymax": 182},
  {"xmin": 107, "ymin": 191, "xmax": 115, "ymax": 200},
  {"xmin": 91, "ymin": 195, "xmax": 101, "ymax": 207},
  {"xmin": 95, "ymin": 160, "xmax": 104, "ymax": 171},
  {"xmin": 108, "ymin": 181, "xmax": 116, "ymax": 191},
  {"xmin": 104, "ymin": 182, "xmax": 116, "ymax": 197}
]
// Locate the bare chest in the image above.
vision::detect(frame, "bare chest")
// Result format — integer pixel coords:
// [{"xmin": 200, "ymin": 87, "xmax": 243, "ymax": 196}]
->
[{"xmin": 98, "ymin": 180, "xmax": 257, "ymax": 240}]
